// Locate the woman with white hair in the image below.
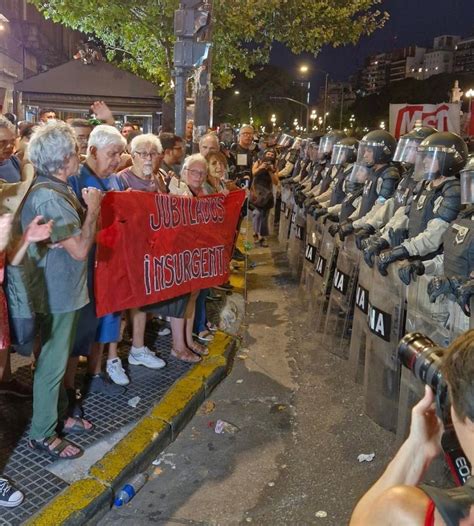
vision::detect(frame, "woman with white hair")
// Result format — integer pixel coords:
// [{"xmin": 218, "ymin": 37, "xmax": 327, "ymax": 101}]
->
[
  {"xmin": 119, "ymin": 133, "xmax": 166, "ymax": 192},
  {"xmin": 164, "ymin": 154, "xmax": 213, "ymax": 360}
]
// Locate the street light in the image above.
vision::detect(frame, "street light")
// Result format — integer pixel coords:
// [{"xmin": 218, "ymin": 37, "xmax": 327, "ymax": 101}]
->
[
  {"xmin": 234, "ymin": 90, "xmax": 240, "ymax": 95},
  {"xmin": 380, "ymin": 121, "xmax": 386, "ymax": 130},
  {"xmin": 349, "ymin": 114, "xmax": 355, "ymax": 128},
  {"xmin": 270, "ymin": 113, "xmax": 276, "ymax": 130}
]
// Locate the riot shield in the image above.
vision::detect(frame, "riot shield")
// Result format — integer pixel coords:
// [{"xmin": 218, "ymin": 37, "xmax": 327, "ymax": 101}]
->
[
  {"xmin": 323, "ymin": 236, "xmax": 360, "ymax": 359},
  {"xmin": 396, "ymin": 274, "xmax": 452, "ymax": 444},
  {"xmin": 300, "ymin": 213, "xmax": 319, "ymax": 302},
  {"xmin": 278, "ymin": 185, "xmax": 293, "ymax": 248},
  {"xmin": 363, "ymin": 263, "xmax": 406, "ymax": 432},
  {"xmin": 309, "ymin": 220, "xmax": 339, "ymax": 333},
  {"xmin": 287, "ymin": 203, "xmax": 306, "ymax": 279},
  {"xmin": 347, "ymin": 257, "xmax": 371, "ymax": 383}
]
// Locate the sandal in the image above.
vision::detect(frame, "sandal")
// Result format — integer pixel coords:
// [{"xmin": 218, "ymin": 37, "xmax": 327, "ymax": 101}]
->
[
  {"xmin": 171, "ymin": 348, "xmax": 201, "ymax": 363},
  {"xmin": 28, "ymin": 434, "xmax": 84, "ymax": 460},
  {"xmin": 195, "ymin": 330, "xmax": 214, "ymax": 343},
  {"xmin": 59, "ymin": 417, "xmax": 94, "ymax": 435},
  {"xmin": 188, "ymin": 342, "xmax": 209, "ymax": 356}
]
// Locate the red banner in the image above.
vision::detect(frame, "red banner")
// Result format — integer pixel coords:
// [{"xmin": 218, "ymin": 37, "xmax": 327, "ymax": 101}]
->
[{"xmin": 94, "ymin": 190, "xmax": 245, "ymax": 316}]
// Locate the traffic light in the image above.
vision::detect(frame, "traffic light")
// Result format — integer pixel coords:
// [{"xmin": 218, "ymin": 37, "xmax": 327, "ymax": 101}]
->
[{"xmin": 174, "ymin": 3, "xmax": 210, "ymax": 40}]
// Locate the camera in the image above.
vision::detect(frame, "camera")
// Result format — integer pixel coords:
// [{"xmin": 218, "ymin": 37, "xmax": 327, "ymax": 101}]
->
[{"xmin": 397, "ymin": 332, "xmax": 471, "ymax": 485}]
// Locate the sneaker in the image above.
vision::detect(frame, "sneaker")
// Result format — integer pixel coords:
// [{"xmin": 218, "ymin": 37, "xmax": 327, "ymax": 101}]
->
[
  {"xmin": 84, "ymin": 374, "xmax": 127, "ymax": 397},
  {"xmin": 106, "ymin": 358, "xmax": 130, "ymax": 386},
  {"xmin": 0, "ymin": 478, "xmax": 24, "ymax": 508},
  {"xmin": 128, "ymin": 346, "xmax": 166, "ymax": 369},
  {"xmin": 157, "ymin": 326, "xmax": 171, "ymax": 337},
  {"xmin": 0, "ymin": 378, "xmax": 33, "ymax": 398},
  {"xmin": 194, "ymin": 331, "xmax": 214, "ymax": 343}
]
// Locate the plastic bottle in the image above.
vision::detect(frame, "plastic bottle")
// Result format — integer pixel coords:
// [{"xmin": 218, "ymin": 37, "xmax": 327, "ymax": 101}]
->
[{"xmin": 114, "ymin": 473, "xmax": 148, "ymax": 507}]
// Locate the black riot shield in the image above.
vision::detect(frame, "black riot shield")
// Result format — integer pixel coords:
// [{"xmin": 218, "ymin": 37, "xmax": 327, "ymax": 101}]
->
[
  {"xmin": 287, "ymin": 203, "xmax": 307, "ymax": 279},
  {"xmin": 363, "ymin": 263, "xmax": 406, "ymax": 432},
  {"xmin": 396, "ymin": 275, "xmax": 453, "ymax": 444},
  {"xmin": 323, "ymin": 236, "xmax": 360, "ymax": 359},
  {"xmin": 347, "ymin": 258, "xmax": 371, "ymax": 383},
  {"xmin": 278, "ymin": 186, "xmax": 293, "ymax": 249},
  {"xmin": 310, "ymin": 220, "xmax": 340, "ymax": 333}
]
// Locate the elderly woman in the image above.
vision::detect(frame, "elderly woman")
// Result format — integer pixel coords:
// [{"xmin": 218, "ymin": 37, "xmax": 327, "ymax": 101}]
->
[
  {"xmin": 119, "ymin": 133, "xmax": 166, "ymax": 192},
  {"xmin": 166, "ymin": 154, "xmax": 216, "ymax": 353},
  {"xmin": 14, "ymin": 122, "xmax": 102, "ymax": 458}
]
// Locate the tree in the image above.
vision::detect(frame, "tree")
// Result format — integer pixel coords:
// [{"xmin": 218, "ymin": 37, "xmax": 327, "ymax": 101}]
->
[
  {"xmin": 214, "ymin": 65, "xmax": 302, "ymax": 128},
  {"xmin": 28, "ymin": 0, "xmax": 388, "ymax": 98}
]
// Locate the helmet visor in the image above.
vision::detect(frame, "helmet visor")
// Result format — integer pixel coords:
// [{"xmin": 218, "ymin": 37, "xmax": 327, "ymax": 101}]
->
[
  {"xmin": 356, "ymin": 141, "xmax": 379, "ymax": 167},
  {"xmin": 277, "ymin": 133, "xmax": 293, "ymax": 147},
  {"xmin": 414, "ymin": 148, "xmax": 448, "ymax": 181},
  {"xmin": 460, "ymin": 169, "xmax": 474, "ymax": 204},
  {"xmin": 347, "ymin": 163, "xmax": 371, "ymax": 184},
  {"xmin": 318, "ymin": 136, "xmax": 335, "ymax": 155},
  {"xmin": 331, "ymin": 144, "xmax": 350, "ymax": 165},
  {"xmin": 393, "ymin": 138, "xmax": 419, "ymax": 164}
]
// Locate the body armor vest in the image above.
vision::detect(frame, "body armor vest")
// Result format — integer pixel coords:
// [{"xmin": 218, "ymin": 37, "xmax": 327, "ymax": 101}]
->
[
  {"xmin": 329, "ymin": 166, "xmax": 348, "ymax": 207},
  {"xmin": 340, "ymin": 188, "xmax": 363, "ymax": 223},
  {"xmin": 442, "ymin": 208, "xmax": 474, "ymax": 279},
  {"xmin": 408, "ymin": 180, "xmax": 446, "ymax": 238},
  {"xmin": 393, "ymin": 169, "xmax": 417, "ymax": 212}
]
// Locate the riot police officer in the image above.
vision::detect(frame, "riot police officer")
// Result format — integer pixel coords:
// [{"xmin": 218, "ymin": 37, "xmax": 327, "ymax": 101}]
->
[
  {"xmin": 424, "ymin": 155, "xmax": 474, "ymax": 317},
  {"xmin": 333, "ymin": 130, "xmax": 400, "ymax": 239},
  {"xmin": 377, "ymin": 131, "xmax": 468, "ymax": 275},
  {"xmin": 360, "ymin": 126, "xmax": 437, "ymax": 259},
  {"xmin": 312, "ymin": 137, "xmax": 359, "ymax": 218}
]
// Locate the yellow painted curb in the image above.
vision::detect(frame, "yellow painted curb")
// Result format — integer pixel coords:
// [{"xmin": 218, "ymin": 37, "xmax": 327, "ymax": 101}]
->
[
  {"xmin": 25, "ymin": 478, "xmax": 108, "ymax": 526},
  {"xmin": 90, "ymin": 416, "xmax": 169, "ymax": 484}
]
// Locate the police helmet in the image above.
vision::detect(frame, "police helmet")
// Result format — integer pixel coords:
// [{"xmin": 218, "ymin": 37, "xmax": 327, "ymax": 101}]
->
[
  {"xmin": 358, "ymin": 130, "xmax": 397, "ymax": 166},
  {"xmin": 393, "ymin": 126, "xmax": 438, "ymax": 164},
  {"xmin": 415, "ymin": 132, "xmax": 468, "ymax": 180},
  {"xmin": 331, "ymin": 137, "xmax": 359, "ymax": 165}
]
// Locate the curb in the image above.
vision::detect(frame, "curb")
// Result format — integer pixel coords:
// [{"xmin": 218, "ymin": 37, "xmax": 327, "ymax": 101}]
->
[{"xmin": 25, "ymin": 331, "xmax": 240, "ymax": 526}]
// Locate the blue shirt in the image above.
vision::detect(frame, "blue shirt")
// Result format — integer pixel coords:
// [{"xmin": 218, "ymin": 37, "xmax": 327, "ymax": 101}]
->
[
  {"xmin": 68, "ymin": 163, "xmax": 125, "ymax": 205},
  {"xmin": 0, "ymin": 155, "xmax": 21, "ymax": 183}
]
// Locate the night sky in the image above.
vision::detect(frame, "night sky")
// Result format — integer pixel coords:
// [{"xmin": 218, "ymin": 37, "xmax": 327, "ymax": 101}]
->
[{"xmin": 269, "ymin": 0, "xmax": 474, "ymax": 102}]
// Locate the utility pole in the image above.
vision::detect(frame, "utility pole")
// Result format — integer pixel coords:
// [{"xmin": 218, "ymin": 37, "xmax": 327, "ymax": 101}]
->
[
  {"xmin": 322, "ymin": 73, "xmax": 329, "ymax": 132},
  {"xmin": 173, "ymin": 0, "xmax": 212, "ymax": 138},
  {"xmin": 339, "ymin": 83, "xmax": 344, "ymax": 129}
]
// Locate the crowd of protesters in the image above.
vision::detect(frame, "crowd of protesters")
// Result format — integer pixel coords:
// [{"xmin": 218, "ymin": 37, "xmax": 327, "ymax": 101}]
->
[{"xmin": 0, "ymin": 103, "xmax": 281, "ymax": 508}]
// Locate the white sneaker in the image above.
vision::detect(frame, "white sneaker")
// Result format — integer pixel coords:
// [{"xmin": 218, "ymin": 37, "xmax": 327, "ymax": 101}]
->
[
  {"xmin": 106, "ymin": 358, "xmax": 130, "ymax": 386},
  {"xmin": 157, "ymin": 326, "xmax": 171, "ymax": 337},
  {"xmin": 128, "ymin": 346, "xmax": 166, "ymax": 369},
  {"xmin": 0, "ymin": 478, "xmax": 24, "ymax": 508}
]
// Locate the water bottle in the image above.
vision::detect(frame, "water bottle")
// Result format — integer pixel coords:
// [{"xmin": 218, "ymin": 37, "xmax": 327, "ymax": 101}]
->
[{"xmin": 114, "ymin": 473, "xmax": 148, "ymax": 507}]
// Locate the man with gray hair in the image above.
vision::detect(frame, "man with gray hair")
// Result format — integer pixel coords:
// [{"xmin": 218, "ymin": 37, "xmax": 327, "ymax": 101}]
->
[
  {"xmin": 18, "ymin": 122, "xmax": 102, "ymax": 459},
  {"xmin": 229, "ymin": 124, "xmax": 257, "ymax": 187},
  {"xmin": 199, "ymin": 133, "xmax": 220, "ymax": 158},
  {"xmin": 0, "ymin": 115, "xmax": 21, "ymax": 184}
]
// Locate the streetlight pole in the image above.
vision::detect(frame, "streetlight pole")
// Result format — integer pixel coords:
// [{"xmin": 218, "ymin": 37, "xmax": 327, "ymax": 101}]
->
[
  {"xmin": 270, "ymin": 96, "xmax": 310, "ymax": 133},
  {"xmin": 339, "ymin": 83, "xmax": 344, "ymax": 129},
  {"xmin": 323, "ymin": 72, "xmax": 329, "ymax": 132}
]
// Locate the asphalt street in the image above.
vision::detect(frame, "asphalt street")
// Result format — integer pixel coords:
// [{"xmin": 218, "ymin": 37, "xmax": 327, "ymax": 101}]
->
[{"xmin": 99, "ymin": 239, "xmax": 404, "ymax": 526}]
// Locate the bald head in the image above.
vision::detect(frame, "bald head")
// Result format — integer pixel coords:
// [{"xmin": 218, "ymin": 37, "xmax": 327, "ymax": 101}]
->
[{"xmin": 199, "ymin": 133, "xmax": 220, "ymax": 158}]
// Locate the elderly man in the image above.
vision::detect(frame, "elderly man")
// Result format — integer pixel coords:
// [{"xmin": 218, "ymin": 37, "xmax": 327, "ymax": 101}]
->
[
  {"xmin": 20, "ymin": 122, "xmax": 102, "ymax": 459},
  {"xmin": 199, "ymin": 133, "xmax": 220, "ymax": 158},
  {"xmin": 229, "ymin": 124, "xmax": 257, "ymax": 187},
  {"xmin": 0, "ymin": 116, "xmax": 21, "ymax": 183}
]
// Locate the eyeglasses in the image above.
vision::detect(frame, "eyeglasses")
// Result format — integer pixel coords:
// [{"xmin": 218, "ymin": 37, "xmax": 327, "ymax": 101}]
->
[
  {"xmin": 186, "ymin": 168, "xmax": 207, "ymax": 177},
  {"xmin": 135, "ymin": 151, "xmax": 159, "ymax": 159}
]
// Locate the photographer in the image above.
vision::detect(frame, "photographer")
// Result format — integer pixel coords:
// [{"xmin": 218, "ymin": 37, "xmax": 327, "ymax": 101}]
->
[
  {"xmin": 350, "ymin": 330, "xmax": 474, "ymax": 526},
  {"xmin": 250, "ymin": 148, "xmax": 279, "ymax": 247}
]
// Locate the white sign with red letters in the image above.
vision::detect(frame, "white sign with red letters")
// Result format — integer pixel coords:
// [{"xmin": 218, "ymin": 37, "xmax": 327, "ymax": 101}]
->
[{"xmin": 389, "ymin": 103, "xmax": 460, "ymax": 138}]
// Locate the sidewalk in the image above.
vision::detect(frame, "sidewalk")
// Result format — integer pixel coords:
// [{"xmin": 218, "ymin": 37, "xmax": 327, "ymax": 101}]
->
[{"xmin": 0, "ymin": 257, "xmax": 246, "ymax": 526}]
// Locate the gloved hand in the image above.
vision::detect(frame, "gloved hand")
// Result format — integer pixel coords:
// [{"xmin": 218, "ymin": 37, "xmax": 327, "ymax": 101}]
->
[
  {"xmin": 377, "ymin": 245, "xmax": 409, "ymax": 276},
  {"xmin": 325, "ymin": 213, "xmax": 340, "ymax": 223},
  {"xmin": 398, "ymin": 260, "xmax": 425, "ymax": 286},
  {"xmin": 456, "ymin": 279, "xmax": 474, "ymax": 316},
  {"xmin": 388, "ymin": 227, "xmax": 409, "ymax": 247},
  {"xmin": 313, "ymin": 207, "xmax": 327, "ymax": 219},
  {"xmin": 303, "ymin": 197, "xmax": 316, "ymax": 210},
  {"xmin": 355, "ymin": 224, "xmax": 376, "ymax": 250},
  {"xmin": 328, "ymin": 223, "xmax": 340, "ymax": 237},
  {"xmin": 362, "ymin": 236, "xmax": 388, "ymax": 267},
  {"xmin": 339, "ymin": 221, "xmax": 354, "ymax": 241},
  {"xmin": 427, "ymin": 276, "xmax": 459, "ymax": 303}
]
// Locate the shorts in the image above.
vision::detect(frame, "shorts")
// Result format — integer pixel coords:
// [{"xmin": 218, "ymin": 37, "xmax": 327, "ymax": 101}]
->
[{"xmin": 95, "ymin": 312, "xmax": 122, "ymax": 343}]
